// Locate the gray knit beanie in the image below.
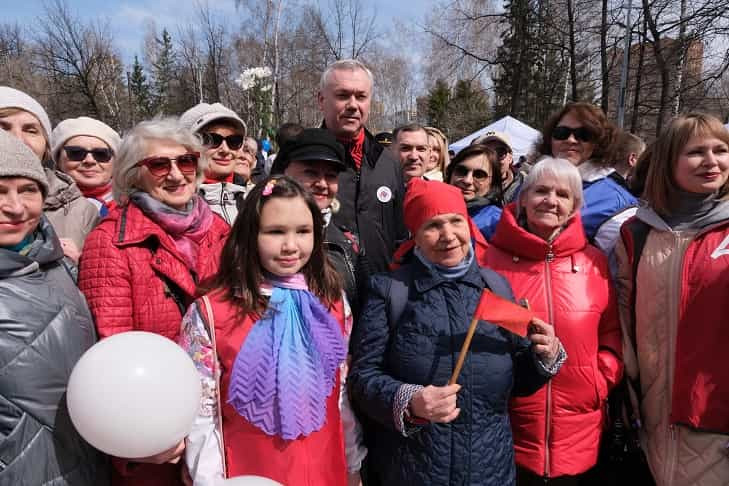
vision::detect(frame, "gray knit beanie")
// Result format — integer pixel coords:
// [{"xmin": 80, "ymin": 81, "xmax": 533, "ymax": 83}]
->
[
  {"xmin": 51, "ymin": 116, "xmax": 122, "ymax": 163},
  {"xmin": 179, "ymin": 102, "xmax": 246, "ymax": 135},
  {"xmin": 0, "ymin": 129, "xmax": 50, "ymax": 196},
  {"xmin": 0, "ymin": 86, "xmax": 53, "ymax": 142}
]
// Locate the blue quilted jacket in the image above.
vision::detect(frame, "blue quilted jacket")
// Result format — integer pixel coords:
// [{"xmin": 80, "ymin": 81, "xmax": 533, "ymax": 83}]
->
[{"xmin": 349, "ymin": 259, "xmax": 549, "ymax": 485}]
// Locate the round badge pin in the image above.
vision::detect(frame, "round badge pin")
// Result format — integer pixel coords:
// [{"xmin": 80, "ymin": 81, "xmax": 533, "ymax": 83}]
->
[{"xmin": 376, "ymin": 186, "xmax": 392, "ymax": 203}]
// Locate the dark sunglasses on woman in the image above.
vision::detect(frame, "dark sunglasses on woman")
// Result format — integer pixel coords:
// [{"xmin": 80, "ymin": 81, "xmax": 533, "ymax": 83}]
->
[
  {"xmin": 201, "ymin": 132, "xmax": 245, "ymax": 150},
  {"xmin": 552, "ymin": 126, "xmax": 594, "ymax": 142},
  {"xmin": 453, "ymin": 165, "xmax": 490, "ymax": 181},
  {"xmin": 63, "ymin": 146, "xmax": 114, "ymax": 163},
  {"xmin": 136, "ymin": 153, "xmax": 199, "ymax": 178}
]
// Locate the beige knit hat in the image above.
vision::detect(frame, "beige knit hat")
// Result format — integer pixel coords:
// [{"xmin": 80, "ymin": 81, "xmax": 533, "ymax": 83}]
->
[
  {"xmin": 50, "ymin": 116, "xmax": 122, "ymax": 164},
  {"xmin": 0, "ymin": 129, "xmax": 50, "ymax": 195},
  {"xmin": 0, "ymin": 86, "xmax": 53, "ymax": 141},
  {"xmin": 179, "ymin": 102, "xmax": 246, "ymax": 135}
]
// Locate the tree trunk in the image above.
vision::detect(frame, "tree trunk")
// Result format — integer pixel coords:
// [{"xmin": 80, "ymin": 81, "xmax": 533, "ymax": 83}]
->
[
  {"xmin": 672, "ymin": 0, "xmax": 687, "ymax": 115},
  {"xmin": 566, "ymin": 0, "xmax": 578, "ymax": 101},
  {"xmin": 600, "ymin": 0, "xmax": 609, "ymax": 112},
  {"xmin": 630, "ymin": 14, "xmax": 647, "ymax": 133}
]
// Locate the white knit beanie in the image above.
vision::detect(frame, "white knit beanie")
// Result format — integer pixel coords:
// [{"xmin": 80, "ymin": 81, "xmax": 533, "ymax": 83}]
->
[
  {"xmin": 50, "ymin": 116, "xmax": 122, "ymax": 163},
  {"xmin": 0, "ymin": 86, "xmax": 53, "ymax": 142},
  {"xmin": 0, "ymin": 129, "xmax": 50, "ymax": 196},
  {"xmin": 179, "ymin": 102, "xmax": 246, "ymax": 135}
]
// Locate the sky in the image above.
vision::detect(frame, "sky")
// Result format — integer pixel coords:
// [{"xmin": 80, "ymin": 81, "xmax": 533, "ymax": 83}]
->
[{"xmin": 4, "ymin": 0, "xmax": 425, "ymax": 65}]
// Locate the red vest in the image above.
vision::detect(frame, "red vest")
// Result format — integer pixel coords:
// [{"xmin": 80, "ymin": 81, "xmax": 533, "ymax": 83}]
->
[{"xmin": 204, "ymin": 291, "xmax": 348, "ymax": 486}]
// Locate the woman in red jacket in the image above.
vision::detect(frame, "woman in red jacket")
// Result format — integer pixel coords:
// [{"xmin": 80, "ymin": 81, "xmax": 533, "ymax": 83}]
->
[
  {"xmin": 78, "ymin": 118, "xmax": 230, "ymax": 486},
  {"xmin": 483, "ymin": 157, "xmax": 622, "ymax": 485}
]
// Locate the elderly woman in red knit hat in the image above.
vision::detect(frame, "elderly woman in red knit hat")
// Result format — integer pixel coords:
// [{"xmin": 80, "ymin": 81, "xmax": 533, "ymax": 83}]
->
[{"xmin": 348, "ymin": 178, "xmax": 565, "ymax": 486}]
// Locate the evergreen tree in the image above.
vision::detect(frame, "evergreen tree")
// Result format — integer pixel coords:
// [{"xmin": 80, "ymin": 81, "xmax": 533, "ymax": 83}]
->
[
  {"xmin": 449, "ymin": 79, "xmax": 490, "ymax": 141},
  {"xmin": 426, "ymin": 79, "xmax": 450, "ymax": 133},
  {"xmin": 151, "ymin": 28, "xmax": 175, "ymax": 114},
  {"xmin": 129, "ymin": 55, "xmax": 153, "ymax": 121}
]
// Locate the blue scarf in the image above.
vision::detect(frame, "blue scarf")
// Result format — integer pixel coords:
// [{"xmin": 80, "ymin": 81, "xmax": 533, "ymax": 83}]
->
[{"xmin": 414, "ymin": 244, "xmax": 474, "ymax": 280}]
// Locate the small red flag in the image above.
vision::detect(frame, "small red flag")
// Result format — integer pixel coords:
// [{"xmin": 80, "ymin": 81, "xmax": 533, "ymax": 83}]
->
[{"xmin": 473, "ymin": 290, "xmax": 535, "ymax": 337}]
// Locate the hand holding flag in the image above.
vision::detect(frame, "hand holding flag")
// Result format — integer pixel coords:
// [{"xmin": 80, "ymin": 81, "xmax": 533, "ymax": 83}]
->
[{"xmin": 449, "ymin": 290, "xmax": 557, "ymax": 385}]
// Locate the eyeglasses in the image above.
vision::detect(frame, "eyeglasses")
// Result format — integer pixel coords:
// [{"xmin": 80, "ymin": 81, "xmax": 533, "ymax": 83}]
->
[
  {"xmin": 552, "ymin": 126, "xmax": 595, "ymax": 143},
  {"xmin": 63, "ymin": 146, "xmax": 114, "ymax": 163},
  {"xmin": 201, "ymin": 132, "xmax": 245, "ymax": 150},
  {"xmin": 136, "ymin": 153, "xmax": 199, "ymax": 178},
  {"xmin": 452, "ymin": 165, "xmax": 490, "ymax": 181}
]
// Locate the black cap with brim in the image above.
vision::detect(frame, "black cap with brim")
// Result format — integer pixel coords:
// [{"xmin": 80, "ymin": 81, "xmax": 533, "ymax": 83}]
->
[{"xmin": 271, "ymin": 128, "xmax": 346, "ymax": 174}]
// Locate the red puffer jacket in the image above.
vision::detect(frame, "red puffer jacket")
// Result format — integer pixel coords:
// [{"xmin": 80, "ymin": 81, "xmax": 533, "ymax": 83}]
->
[
  {"xmin": 78, "ymin": 200, "xmax": 229, "ymax": 486},
  {"xmin": 483, "ymin": 205, "xmax": 622, "ymax": 478}
]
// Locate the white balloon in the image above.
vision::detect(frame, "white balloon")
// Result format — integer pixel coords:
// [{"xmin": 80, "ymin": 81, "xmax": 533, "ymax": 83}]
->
[
  {"xmin": 67, "ymin": 331, "xmax": 202, "ymax": 458},
  {"xmin": 221, "ymin": 477, "xmax": 283, "ymax": 486}
]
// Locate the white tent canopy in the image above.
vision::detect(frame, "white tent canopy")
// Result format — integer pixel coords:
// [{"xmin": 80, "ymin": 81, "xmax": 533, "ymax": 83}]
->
[{"xmin": 449, "ymin": 115, "xmax": 541, "ymax": 160}]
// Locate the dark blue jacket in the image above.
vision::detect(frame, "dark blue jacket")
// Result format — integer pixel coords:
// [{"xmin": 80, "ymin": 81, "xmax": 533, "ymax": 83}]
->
[{"xmin": 349, "ymin": 259, "xmax": 549, "ymax": 485}]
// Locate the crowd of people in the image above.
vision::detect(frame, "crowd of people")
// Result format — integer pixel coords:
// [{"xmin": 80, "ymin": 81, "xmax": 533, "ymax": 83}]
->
[{"xmin": 0, "ymin": 56, "xmax": 728, "ymax": 486}]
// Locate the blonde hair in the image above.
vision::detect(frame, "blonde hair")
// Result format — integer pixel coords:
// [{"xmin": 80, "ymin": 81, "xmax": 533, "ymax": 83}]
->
[
  {"xmin": 425, "ymin": 126, "xmax": 450, "ymax": 173},
  {"xmin": 642, "ymin": 113, "xmax": 729, "ymax": 216}
]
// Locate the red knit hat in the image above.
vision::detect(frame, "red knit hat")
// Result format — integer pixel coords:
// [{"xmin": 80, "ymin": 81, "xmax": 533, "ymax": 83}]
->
[{"xmin": 392, "ymin": 178, "xmax": 489, "ymax": 267}]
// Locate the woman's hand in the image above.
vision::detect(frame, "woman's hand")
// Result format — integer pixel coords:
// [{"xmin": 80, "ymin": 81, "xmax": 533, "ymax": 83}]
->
[
  {"xmin": 347, "ymin": 471, "xmax": 363, "ymax": 486},
  {"xmin": 132, "ymin": 440, "xmax": 185, "ymax": 464},
  {"xmin": 59, "ymin": 238, "xmax": 81, "ymax": 263},
  {"xmin": 409, "ymin": 384, "xmax": 461, "ymax": 423},
  {"xmin": 528, "ymin": 317, "xmax": 559, "ymax": 365}
]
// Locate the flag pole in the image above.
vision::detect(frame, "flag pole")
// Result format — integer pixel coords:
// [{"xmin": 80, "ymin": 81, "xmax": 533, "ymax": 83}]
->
[
  {"xmin": 448, "ymin": 295, "xmax": 531, "ymax": 385},
  {"xmin": 448, "ymin": 314, "xmax": 479, "ymax": 385}
]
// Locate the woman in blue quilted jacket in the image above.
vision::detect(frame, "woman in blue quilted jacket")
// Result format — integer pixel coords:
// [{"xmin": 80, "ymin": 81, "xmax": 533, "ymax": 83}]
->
[{"xmin": 348, "ymin": 177, "xmax": 565, "ymax": 485}]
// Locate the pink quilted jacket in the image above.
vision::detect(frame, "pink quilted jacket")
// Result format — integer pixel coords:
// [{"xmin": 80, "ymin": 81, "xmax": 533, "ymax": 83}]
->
[{"xmin": 79, "ymin": 201, "xmax": 230, "ymax": 341}]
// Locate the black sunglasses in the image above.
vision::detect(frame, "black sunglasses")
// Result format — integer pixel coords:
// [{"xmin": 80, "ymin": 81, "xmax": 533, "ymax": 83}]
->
[
  {"xmin": 552, "ymin": 126, "xmax": 595, "ymax": 142},
  {"xmin": 453, "ymin": 165, "xmax": 490, "ymax": 181},
  {"xmin": 63, "ymin": 146, "xmax": 114, "ymax": 163},
  {"xmin": 201, "ymin": 132, "xmax": 245, "ymax": 150}
]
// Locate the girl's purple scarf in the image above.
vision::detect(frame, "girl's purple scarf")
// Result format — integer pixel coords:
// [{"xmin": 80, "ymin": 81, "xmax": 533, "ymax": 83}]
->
[
  {"xmin": 130, "ymin": 191, "xmax": 213, "ymax": 269},
  {"xmin": 227, "ymin": 273, "xmax": 347, "ymax": 440}
]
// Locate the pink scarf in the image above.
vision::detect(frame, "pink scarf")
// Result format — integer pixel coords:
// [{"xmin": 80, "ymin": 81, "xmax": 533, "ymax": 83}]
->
[{"xmin": 130, "ymin": 192, "xmax": 214, "ymax": 269}]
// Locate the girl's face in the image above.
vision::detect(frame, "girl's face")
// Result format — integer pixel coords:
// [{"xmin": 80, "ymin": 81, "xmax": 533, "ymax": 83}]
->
[
  {"xmin": 674, "ymin": 134, "xmax": 729, "ymax": 194},
  {"xmin": 257, "ymin": 196, "xmax": 315, "ymax": 276}
]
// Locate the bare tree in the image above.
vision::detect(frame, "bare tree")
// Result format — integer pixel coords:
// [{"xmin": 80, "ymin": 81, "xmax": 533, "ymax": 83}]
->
[{"xmin": 34, "ymin": 0, "xmax": 124, "ymax": 127}]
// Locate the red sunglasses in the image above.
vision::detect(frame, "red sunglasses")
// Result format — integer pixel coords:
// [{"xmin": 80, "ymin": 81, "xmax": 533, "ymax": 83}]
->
[{"xmin": 136, "ymin": 153, "xmax": 200, "ymax": 178}]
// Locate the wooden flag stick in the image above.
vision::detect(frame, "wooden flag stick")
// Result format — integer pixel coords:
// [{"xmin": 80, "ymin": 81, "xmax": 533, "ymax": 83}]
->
[
  {"xmin": 448, "ymin": 314, "xmax": 480, "ymax": 385},
  {"xmin": 448, "ymin": 296, "xmax": 533, "ymax": 386}
]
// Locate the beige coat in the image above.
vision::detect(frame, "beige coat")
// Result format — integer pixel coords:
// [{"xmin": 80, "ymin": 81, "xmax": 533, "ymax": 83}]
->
[
  {"xmin": 615, "ymin": 208, "xmax": 729, "ymax": 486},
  {"xmin": 43, "ymin": 169, "xmax": 99, "ymax": 250}
]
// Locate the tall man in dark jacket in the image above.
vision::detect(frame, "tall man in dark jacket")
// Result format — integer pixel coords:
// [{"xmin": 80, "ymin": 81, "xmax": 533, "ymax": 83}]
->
[{"xmin": 318, "ymin": 59, "xmax": 407, "ymax": 277}]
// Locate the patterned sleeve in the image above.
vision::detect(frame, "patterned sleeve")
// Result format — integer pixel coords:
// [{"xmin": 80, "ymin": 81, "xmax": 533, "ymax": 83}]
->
[
  {"xmin": 179, "ymin": 302, "xmax": 219, "ymax": 417},
  {"xmin": 393, "ymin": 384, "xmax": 425, "ymax": 437}
]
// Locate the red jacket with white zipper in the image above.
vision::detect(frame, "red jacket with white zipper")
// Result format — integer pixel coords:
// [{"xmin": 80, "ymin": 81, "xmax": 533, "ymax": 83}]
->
[{"xmin": 483, "ymin": 204, "xmax": 622, "ymax": 477}]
